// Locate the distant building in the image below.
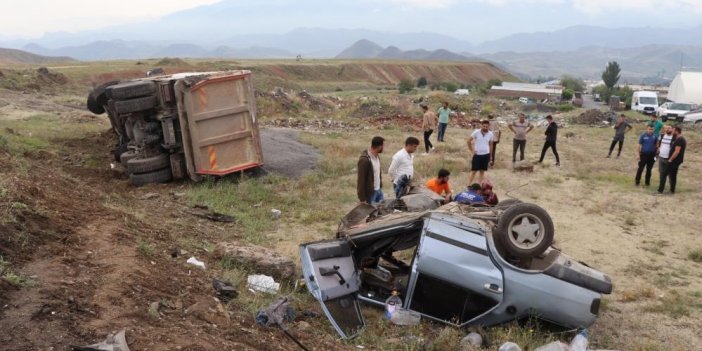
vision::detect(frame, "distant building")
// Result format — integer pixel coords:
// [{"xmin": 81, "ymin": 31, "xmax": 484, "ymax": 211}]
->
[
  {"xmin": 667, "ymin": 71, "xmax": 702, "ymax": 104},
  {"xmin": 488, "ymin": 82, "xmax": 563, "ymax": 100}
]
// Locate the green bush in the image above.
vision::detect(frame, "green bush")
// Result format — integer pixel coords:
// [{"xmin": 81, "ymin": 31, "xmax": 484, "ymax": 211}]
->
[
  {"xmin": 416, "ymin": 77, "xmax": 428, "ymax": 88},
  {"xmin": 398, "ymin": 79, "xmax": 414, "ymax": 94},
  {"xmin": 558, "ymin": 104, "xmax": 575, "ymax": 112},
  {"xmin": 562, "ymin": 88, "xmax": 574, "ymax": 100}
]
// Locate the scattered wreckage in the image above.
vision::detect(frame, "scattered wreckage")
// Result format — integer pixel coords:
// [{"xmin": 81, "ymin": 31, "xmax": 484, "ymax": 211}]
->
[
  {"xmin": 86, "ymin": 71, "xmax": 263, "ymax": 186},
  {"xmin": 300, "ymin": 190, "xmax": 613, "ymax": 339}
]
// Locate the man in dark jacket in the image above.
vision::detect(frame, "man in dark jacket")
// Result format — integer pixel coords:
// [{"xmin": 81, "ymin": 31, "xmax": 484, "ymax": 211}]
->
[
  {"xmin": 538, "ymin": 115, "xmax": 560, "ymax": 166},
  {"xmin": 357, "ymin": 136, "xmax": 385, "ymax": 204}
]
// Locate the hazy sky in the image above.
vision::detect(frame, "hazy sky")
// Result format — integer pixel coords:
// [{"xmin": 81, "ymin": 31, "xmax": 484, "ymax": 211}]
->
[{"xmin": 2, "ymin": 0, "xmax": 702, "ymax": 41}]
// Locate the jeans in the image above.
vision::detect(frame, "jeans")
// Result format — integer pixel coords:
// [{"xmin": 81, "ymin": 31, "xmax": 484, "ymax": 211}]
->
[
  {"xmin": 539, "ymin": 140, "xmax": 560, "ymax": 164},
  {"xmin": 393, "ymin": 174, "xmax": 411, "ymax": 198},
  {"xmin": 608, "ymin": 135, "xmax": 624, "ymax": 156},
  {"xmin": 490, "ymin": 141, "xmax": 499, "ymax": 164},
  {"xmin": 658, "ymin": 159, "xmax": 680, "ymax": 193},
  {"xmin": 635, "ymin": 152, "xmax": 655, "ymax": 185},
  {"xmin": 513, "ymin": 139, "xmax": 526, "ymax": 162},
  {"xmin": 437, "ymin": 123, "xmax": 448, "ymax": 142},
  {"xmin": 423, "ymin": 130, "xmax": 434, "ymax": 153},
  {"xmin": 368, "ymin": 189, "xmax": 384, "ymax": 205}
]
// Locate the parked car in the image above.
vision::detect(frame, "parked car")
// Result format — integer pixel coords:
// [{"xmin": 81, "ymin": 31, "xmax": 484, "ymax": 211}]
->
[
  {"xmin": 683, "ymin": 110, "xmax": 702, "ymax": 124},
  {"xmin": 593, "ymin": 93, "xmax": 601, "ymax": 102},
  {"xmin": 518, "ymin": 97, "xmax": 530, "ymax": 104},
  {"xmin": 300, "ymin": 201, "xmax": 612, "ymax": 339},
  {"xmin": 657, "ymin": 102, "xmax": 698, "ymax": 122},
  {"xmin": 454, "ymin": 89, "xmax": 470, "ymax": 96},
  {"xmin": 86, "ymin": 71, "xmax": 264, "ymax": 186}
]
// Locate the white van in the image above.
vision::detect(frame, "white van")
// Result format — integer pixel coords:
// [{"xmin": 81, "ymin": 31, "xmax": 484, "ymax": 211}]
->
[
  {"xmin": 631, "ymin": 91, "xmax": 658, "ymax": 115},
  {"xmin": 454, "ymin": 89, "xmax": 470, "ymax": 96}
]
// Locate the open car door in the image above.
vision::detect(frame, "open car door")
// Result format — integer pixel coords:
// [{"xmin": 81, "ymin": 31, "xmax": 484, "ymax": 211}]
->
[{"xmin": 300, "ymin": 240, "xmax": 365, "ymax": 339}]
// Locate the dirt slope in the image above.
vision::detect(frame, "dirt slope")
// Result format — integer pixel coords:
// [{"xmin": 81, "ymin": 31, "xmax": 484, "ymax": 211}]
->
[{"xmin": 0, "ymin": 47, "xmax": 76, "ymax": 65}]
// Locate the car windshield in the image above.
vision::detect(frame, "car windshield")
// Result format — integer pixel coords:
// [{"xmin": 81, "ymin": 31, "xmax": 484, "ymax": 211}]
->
[
  {"xmin": 670, "ymin": 103, "xmax": 692, "ymax": 111},
  {"xmin": 639, "ymin": 97, "xmax": 657, "ymax": 105}
]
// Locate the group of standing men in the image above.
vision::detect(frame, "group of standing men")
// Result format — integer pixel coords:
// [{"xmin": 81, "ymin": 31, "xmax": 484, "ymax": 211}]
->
[
  {"xmin": 357, "ymin": 103, "xmax": 564, "ymax": 205},
  {"xmin": 633, "ymin": 114, "xmax": 687, "ymax": 194}
]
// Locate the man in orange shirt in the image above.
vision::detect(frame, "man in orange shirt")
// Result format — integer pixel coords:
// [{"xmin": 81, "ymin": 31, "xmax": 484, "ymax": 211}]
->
[{"xmin": 425, "ymin": 168, "xmax": 452, "ymax": 202}]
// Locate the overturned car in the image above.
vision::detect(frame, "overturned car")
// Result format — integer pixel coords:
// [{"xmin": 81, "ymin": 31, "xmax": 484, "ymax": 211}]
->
[{"xmin": 300, "ymin": 201, "xmax": 612, "ymax": 339}]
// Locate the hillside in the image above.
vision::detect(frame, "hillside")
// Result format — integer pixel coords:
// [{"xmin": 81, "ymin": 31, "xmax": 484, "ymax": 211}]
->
[
  {"xmin": 481, "ymin": 44, "xmax": 702, "ymax": 80},
  {"xmin": 245, "ymin": 61, "xmax": 514, "ymax": 87},
  {"xmin": 0, "ymin": 47, "xmax": 75, "ymax": 64}
]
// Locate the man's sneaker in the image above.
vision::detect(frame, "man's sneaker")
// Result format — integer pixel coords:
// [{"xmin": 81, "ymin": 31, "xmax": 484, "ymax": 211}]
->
[
  {"xmin": 555, "ymin": 162, "xmax": 560, "ymax": 166},
  {"xmin": 421, "ymin": 152, "xmax": 429, "ymax": 156},
  {"xmin": 616, "ymin": 155, "xmax": 620, "ymax": 159},
  {"xmin": 654, "ymin": 191, "xmax": 664, "ymax": 196},
  {"xmin": 606, "ymin": 155, "xmax": 611, "ymax": 158}
]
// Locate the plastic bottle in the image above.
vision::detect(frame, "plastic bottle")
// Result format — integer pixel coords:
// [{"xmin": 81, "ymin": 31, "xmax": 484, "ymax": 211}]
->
[
  {"xmin": 569, "ymin": 329, "xmax": 589, "ymax": 351},
  {"xmin": 384, "ymin": 290, "xmax": 402, "ymax": 320}
]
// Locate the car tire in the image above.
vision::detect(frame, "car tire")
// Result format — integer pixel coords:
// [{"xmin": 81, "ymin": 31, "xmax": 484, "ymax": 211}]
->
[
  {"xmin": 126, "ymin": 153, "xmax": 170, "ymax": 174},
  {"xmin": 120, "ymin": 150, "xmax": 139, "ymax": 165},
  {"xmin": 113, "ymin": 95, "xmax": 158, "ymax": 114},
  {"xmin": 129, "ymin": 167, "xmax": 172, "ymax": 187},
  {"xmin": 494, "ymin": 198, "xmax": 522, "ymax": 209},
  {"xmin": 495, "ymin": 203, "xmax": 554, "ymax": 258},
  {"xmin": 86, "ymin": 80, "xmax": 119, "ymax": 114},
  {"xmin": 106, "ymin": 81, "xmax": 157, "ymax": 100}
]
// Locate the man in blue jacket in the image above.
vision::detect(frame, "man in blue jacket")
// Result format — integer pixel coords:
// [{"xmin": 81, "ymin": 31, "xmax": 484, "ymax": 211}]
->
[{"xmin": 635, "ymin": 125, "xmax": 657, "ymax": 186}]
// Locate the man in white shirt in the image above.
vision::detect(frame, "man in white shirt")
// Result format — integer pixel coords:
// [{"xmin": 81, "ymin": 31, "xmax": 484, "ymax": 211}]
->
[
  {"xmin": 467, "ymin": 120, "xmax": 494, "ymax": 185},
  {"xmin": 656, "ymin": 125, "xmax": 674, "ymax": 190},
  {"xmin": 388, "ymin": 137, "xmax": 420, "ymax": 198}
]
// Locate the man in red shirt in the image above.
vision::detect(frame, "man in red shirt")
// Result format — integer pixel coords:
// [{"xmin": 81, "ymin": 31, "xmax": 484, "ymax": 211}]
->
[{"xmin": 425, "ymin": 168, "xmax": 452, "ymax": 202}]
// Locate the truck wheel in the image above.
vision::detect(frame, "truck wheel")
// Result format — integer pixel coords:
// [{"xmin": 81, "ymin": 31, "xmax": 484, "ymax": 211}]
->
[
  {"xmin": 106, "ymin": 81, "xmax": 157, "ymax": 100},
  {"xmin": 120, "ymin": 150, "xmax": 139, "ymax": 165},
  {"xmin": 495, "ymin": 203, "xmax": 554, "ymax": 258},
  {"xmin": 126, "ymin": 153, "xmax": 170, "ymax": 174},
  {"xmin": 87, "ymin": 80, "xmax": 119, "ymax": 114},
  {"xmin": 113, "ymin": 95, "xmax": 158, "ymax": 114},
  {"xmin": 129, "ymin": 167, "xmax": 172, "ymax": 187}
]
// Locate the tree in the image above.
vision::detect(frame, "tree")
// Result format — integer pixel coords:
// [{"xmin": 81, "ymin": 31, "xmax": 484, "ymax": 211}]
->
[
  {"xmin": 602, "ymin": 61, "xmax": 621, "ymax": 89},
  {"xmin": 560, "ymin": 75, "xmax": 585, "ymax": 92},
  {"xmin": 398, "ymin": 79, "xmax": 414, "ymax": 94},
  {"xmin": 442, "ymin": 82, "xmax": 458, "ymax": 92},
  {"xmin": 561, "ymin": 88, "xmax": 574, "ymax": 100},
  {"xmin": 416, "ymin": 77, "xmax": 428, "ymax": 88}
]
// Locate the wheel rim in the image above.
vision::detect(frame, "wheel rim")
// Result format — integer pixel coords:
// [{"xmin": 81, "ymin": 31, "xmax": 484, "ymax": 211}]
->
[{"xmin": 507, "ymin": 213, "xmax": 545, "ymax": 250}]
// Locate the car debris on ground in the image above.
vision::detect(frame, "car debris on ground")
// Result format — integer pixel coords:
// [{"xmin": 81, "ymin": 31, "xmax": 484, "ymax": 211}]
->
[
  {"xmin": 247, "ymin": 274, "xmax": 280, "ymax": 294},
  {"xmin": 71, "ymin": 329, "xmax": 130, "ymax": 351},
  {"xmin": 212, "ymin": 278, "xmax": 239, "ymax": 302},
  {"xmin": 186, "ymin": 256, "xmax": 206, "ymax": 269},
  {"xmin": 190, "ymin": 205, "xmax": 235, "ymax": 222}
]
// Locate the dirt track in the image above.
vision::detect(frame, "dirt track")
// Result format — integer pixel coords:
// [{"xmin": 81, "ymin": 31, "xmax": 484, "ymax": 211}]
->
[{"xmin": 260, "ymin": 128, "xmax": 320, "ymax": 178}]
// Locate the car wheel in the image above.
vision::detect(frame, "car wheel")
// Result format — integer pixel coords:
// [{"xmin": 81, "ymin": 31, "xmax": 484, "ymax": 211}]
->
[
  {"xmin": 112, "ymin": 95, "xmax": 158, "ymax": 114},
  {"xmin": 129, "ymin": 167, "xmax": 172, "ymax": 187},
  {"xmin": 126, "ymin": 153, "xmax": 170, "ymax": 174},
  {"xmin": 494, "ymin": 198, "xmax": 522, "ymax": 209},
  {"xmin": 106, "ymin": 81, "xmax": 157, "ymax": 100},
  {"xmin": 495, "ymin": 203, "xmax": 554, "ymax": 258},
  {"xmin": 86, "ymin": 80, "xmax": 119, "ymax": 114}
]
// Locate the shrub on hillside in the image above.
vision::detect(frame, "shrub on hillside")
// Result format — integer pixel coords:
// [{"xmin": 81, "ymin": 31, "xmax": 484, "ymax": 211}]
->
[
  {"xmin": 417, "ymin": 77, "xmax": 428, "ymax": 88},
  {"xmin": 398, "ymin": 79, "xmax": 414, "ymax": 94}
]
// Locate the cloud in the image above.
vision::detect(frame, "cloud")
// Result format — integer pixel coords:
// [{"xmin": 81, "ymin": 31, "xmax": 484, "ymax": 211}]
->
[
  {"xmin": 572, "ymin": 0, "xmax": 702, "ymax": 14},
  {"xmin": 385, "ymin": 0, "xmax": 458, "ymax": 8}
]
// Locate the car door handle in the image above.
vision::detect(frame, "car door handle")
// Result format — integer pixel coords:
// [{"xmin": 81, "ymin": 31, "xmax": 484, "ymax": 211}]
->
[{"xmin": 484, "ymin": 283, "xmax": 503, "ymax": 294}]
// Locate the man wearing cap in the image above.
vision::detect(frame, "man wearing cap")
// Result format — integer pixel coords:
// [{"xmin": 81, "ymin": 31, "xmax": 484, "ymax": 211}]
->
[{"xmin": 467, "ymin": 120, "xmax": 494, "ymax": 185}]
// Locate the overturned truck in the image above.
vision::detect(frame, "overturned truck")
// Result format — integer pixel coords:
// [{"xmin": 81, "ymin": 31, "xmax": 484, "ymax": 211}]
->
[{"xmin": 86, "ymin": 71, "xmax": 264, "ymax": 186}]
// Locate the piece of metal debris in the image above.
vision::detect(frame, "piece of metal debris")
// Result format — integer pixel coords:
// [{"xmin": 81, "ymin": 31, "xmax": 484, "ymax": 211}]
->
[{"xmin": 71, "ymin": 329, "xmax": 130, "ymax": 351}]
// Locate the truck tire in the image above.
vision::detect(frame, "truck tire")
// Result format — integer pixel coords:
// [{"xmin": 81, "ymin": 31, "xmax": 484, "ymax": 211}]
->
[
  {"xmin": 120, "ymin": 150, "xmax": 139, "ymax": 165},
  {"xmin": 87, "ymin": 80, "xmax": 119, "ymax": 114},
  {"xmin": 106, "ymin": 81, "xmax": 157, "ymax": 100},
  {"xmin": 126, "ymin": 153, "xmax": 170, "ymax": 174},
  {"xmin": 113, "ymin": 95, "xmax": 158, "ymax": 114},
  {"xmin": 495, "ymin": 203, "xmax": 554, "ymax": 258},
  {"xmin": 129, "ymin": 167, "xmax": 172, "ymax": 187}
]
